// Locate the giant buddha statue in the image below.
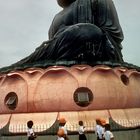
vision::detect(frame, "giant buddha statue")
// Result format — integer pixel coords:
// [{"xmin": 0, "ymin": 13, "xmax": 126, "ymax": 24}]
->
[
  {"xmin": 2, "ymin": 0, "xmax": 124, "ymax": 69},
  {"xmin": 0, "ymin": 1, "xmax": 140, "ymax": 139}
]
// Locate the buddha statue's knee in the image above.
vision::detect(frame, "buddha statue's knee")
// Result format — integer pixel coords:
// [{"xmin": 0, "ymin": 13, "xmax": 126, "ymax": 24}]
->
[{"xmin": 62, "ymin": 23, "xmax": 103, "ymax": 43}]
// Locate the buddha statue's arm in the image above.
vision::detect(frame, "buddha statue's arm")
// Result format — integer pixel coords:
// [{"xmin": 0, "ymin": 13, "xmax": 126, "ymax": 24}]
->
[{"xmin": 48, "ymin": 10, "xmax": 68, "ymax": 40}]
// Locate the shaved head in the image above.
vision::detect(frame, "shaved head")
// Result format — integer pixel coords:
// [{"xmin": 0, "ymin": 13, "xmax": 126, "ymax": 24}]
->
[{"xmin": 57, "ymin": 0, "xmax": 76, "ymax": 7}]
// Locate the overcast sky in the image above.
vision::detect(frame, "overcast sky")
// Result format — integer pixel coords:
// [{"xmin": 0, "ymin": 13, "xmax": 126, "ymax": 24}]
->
[{"xmin": 0, "ymin": 0, "xmax": 139, "ymax": 68}]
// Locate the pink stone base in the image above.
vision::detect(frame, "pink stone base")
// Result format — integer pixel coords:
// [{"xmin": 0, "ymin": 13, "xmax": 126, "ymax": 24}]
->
[{"xmin": 0, "ymin": 65, "xmax": 140, "ymax": 133}]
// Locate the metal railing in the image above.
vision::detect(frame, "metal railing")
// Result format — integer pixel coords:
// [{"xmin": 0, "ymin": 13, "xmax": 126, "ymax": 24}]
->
[{"xmin": 0, "ymin": 120, "xmax": 140, "ymax": 136}]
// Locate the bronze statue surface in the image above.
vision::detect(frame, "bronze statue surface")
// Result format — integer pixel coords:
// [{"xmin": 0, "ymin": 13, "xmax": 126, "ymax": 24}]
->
[{"xmin": 18, "ymin": 0, "xmax": 124, "ymax": 62}]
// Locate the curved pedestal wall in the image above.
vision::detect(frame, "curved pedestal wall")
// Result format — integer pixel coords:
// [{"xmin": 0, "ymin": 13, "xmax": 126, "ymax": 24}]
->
[{"xmin": 0, "ymin": 65, "xmax": 140, "ymax": 133}]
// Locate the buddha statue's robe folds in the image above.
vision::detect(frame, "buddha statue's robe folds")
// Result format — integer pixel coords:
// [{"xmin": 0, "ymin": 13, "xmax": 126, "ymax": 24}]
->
[{"xmin": 7, "ymin": 0, "xmax": 124, "ymax": 67}]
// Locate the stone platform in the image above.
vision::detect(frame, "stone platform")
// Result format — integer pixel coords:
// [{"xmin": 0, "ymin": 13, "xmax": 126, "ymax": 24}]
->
[{"xmin": 0, "ymin": 65, "xmax": 140, "ymax": 134}]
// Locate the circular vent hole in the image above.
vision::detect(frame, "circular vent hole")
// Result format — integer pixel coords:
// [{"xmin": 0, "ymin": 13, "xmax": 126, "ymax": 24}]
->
[
  {"xmin": 4, "ymin": 92, "xmax": 18, "ymax": 110},
  {"xmin": 73, "ymin": 87, "xmax": 93, "ymax": 107}
]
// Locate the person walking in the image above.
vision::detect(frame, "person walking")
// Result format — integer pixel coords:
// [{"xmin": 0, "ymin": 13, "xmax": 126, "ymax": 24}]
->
[
  {"xmin": 27, "ymin": 120, "xmax": 37, "ymax": 140},
  {"xmin": 103, "ymin": 124, "xmax": 114, "ymax": 140},
  {"xmin": 95, "ymin": 118, "xmax": 105, "ymax": 140},
  {"xmin": 78, "ymin": 120, "xmax": 87, "ymax": 140},
  {"xmin": 57, "ymin": 128, "xmax": 65, "ymax": 140},
  {"xmin": 58, "ymin": 117, "xmax": 69, "ymax": 140}
]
